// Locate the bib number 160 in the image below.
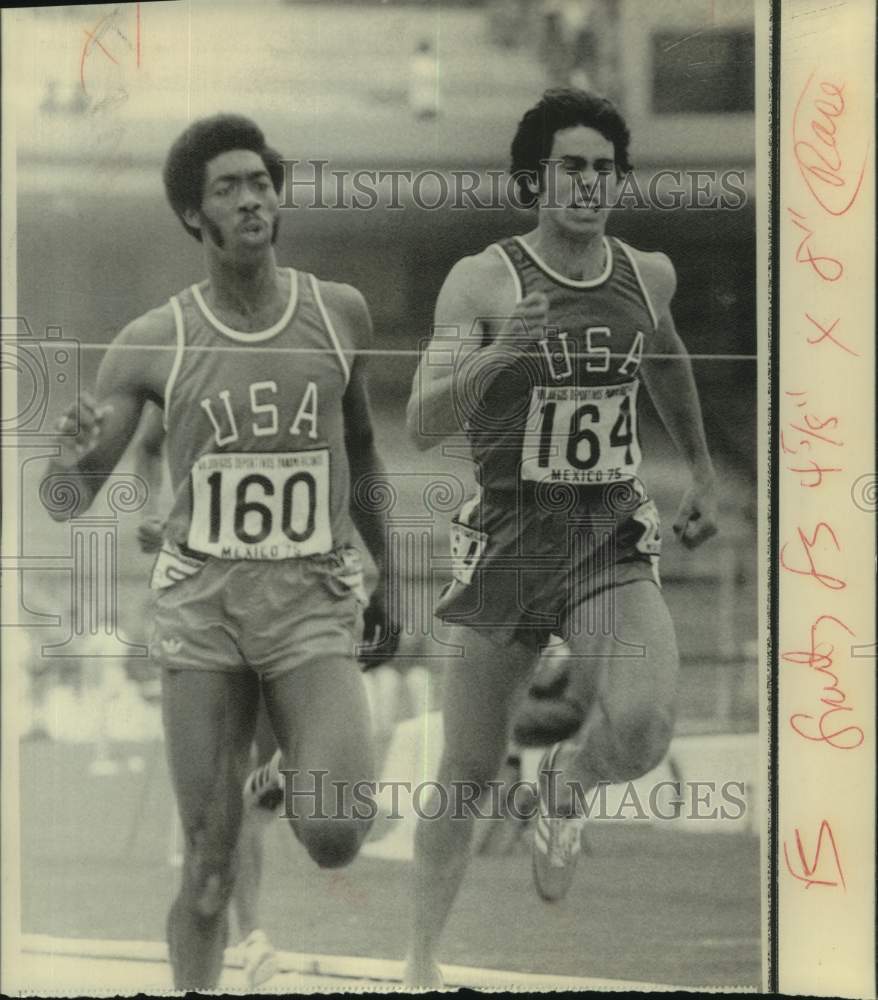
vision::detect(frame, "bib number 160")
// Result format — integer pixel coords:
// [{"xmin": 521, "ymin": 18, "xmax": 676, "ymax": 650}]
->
[
  {"xmin": 188, "ymin": 450, "xmax": 331, "ymax": 558},
  {"xmin": 206, "ymin": 470, "xmax": 316, "ymax": 545}
]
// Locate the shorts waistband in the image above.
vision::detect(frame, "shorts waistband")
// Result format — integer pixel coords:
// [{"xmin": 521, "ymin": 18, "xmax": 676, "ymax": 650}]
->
[
  {"xmin": 176, "ymin": 541, "xmax": 355, "ymax": 566},
  {"xmin": 479, "ymin": 480, "xmax": 646, "ymax": 508}
]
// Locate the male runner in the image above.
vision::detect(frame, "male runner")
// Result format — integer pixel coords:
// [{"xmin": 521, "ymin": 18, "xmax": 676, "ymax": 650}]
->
[
  {"xmin": 43, "ymin": 114, "xmax": 397, "ymax": 990},
  {"xmin": 132, "ymin": 404, "xmax": 280, "ymax": 988},
  {"xmin": 404, "ymin": 88, "xmax": 718, "ymax": 986},
  {"xmin": 132, "ymin": 401, "xmax": 399, "ymax": 988}
]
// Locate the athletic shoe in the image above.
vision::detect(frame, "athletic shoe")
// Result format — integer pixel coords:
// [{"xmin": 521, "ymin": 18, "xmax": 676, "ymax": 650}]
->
[
  {"xmin": 531, "ymin": 743, "xmax": 586, "ymax": 902},
  {"xmin": 241, "ymin": 928, "xmax": 279, "ymax": 989},
  {"xmin": 243, "ymin": 749, "xmax": 284, "ymax": 813}
]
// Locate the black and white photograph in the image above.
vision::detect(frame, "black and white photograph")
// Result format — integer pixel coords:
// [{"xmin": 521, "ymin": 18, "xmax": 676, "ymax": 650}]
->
[{"xmin": 2, "ymin": 0, "xmax": 779, "ymax": 992}]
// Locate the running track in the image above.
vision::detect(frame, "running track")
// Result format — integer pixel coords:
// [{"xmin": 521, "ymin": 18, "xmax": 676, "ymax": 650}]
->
[{"xmin": 17, "ymin": 741, "xmax": 761, "ymax": 991}]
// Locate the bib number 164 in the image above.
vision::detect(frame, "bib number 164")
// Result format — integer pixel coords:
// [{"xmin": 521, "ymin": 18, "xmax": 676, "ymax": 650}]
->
[{"xmin": 521, "ymin": 382, "xmax": 641, "ymax": 482}]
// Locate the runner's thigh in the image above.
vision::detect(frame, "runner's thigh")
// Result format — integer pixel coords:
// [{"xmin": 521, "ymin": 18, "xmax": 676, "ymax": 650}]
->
[
  {"xmin": 162, "ymin": 668, "xmax": 259, "ymax": 842},
  {"xmin": 438, "ymin": 626, "xmax": 536, "ymax": 783},
  {"xmin": 261, "ymin": 654, "xmax": 375, "ymax": 800},
  {"xmin": 567, "ymin": 579, "xmax": 678, "ymax": 756}
]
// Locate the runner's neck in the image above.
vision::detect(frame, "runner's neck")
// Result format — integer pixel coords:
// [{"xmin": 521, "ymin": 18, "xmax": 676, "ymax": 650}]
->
[
  {"xmin": 524, "ymin": 227, "xmax": 608, "ymax": 282},
  {"xmin": 202, "ymin": 252, "xmax": 286, "ymax": 329}
]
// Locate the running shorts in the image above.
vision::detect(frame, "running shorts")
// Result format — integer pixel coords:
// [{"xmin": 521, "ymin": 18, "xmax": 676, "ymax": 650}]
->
[
  {"xmin": 149, "ymin": 545, "xmax": 367, "ymax": 679},
  {"xmin": 435, "ymin": 481, "xmax": 661, "ymax": 649}
]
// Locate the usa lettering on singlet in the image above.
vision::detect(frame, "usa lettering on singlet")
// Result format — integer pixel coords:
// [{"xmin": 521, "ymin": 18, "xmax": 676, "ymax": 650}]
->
[
  {"xmin": 467, "ymin": 235, "xmax": 659, "ymax": 493},
  {"xmin": 151, "ymin": 268, "xmax": 354, "ymax": 588}
]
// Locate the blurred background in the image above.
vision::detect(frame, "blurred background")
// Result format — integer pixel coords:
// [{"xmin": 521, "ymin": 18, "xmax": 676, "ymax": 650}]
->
[
  {"xmin": 8, "ymin": 1, "xmax": 761, "ymax": 986},
  {"xmin": 13, "ymin": 0, "xmax": 758, "ymax": 736}
]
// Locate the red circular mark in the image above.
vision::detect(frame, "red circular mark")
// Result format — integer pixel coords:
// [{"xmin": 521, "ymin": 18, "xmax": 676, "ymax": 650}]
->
[{"xmin": 80, "ymin": 6, "xmax": 141, "ymax": 96}]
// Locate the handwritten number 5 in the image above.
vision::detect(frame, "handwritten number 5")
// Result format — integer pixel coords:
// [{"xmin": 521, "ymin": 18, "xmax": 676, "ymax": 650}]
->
[{"xmin": 783, "ymin": 819, "xmax": 846, "ymax": 890}]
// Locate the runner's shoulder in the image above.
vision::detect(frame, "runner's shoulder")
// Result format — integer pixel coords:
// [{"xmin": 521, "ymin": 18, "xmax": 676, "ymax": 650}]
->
[
  {"xmin": 115, "ymin": 302, "xmax": 178, "ymax": 350},
  {"xmin": 314, "ymin": 279, "xmax": 373, "ymax": 350},
  {"xmin": 441, "ymin": 244, "xmax": 517, "ymax": 314},
  {"xmin": 617, "ymin": 241, "xmax": 677, "ymax": 310},
  {"xmin": 97, "ymin": 304, "xmax": 176, "ymax": 395}
]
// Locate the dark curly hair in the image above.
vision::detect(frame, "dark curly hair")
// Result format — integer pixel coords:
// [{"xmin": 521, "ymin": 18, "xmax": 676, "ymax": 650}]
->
[
  {"xmin": 510, "ymin": 89, "xmax": 632, "ymax": 208},
  {"xmin": 163, "ymin": 114, "xmax": 285, "ymax": 241}
]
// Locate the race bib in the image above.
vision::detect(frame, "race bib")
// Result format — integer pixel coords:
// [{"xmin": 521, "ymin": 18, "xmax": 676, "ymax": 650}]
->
[
  {"xmin": 632, "ymin": 498, "xmax": 662, "ymax": 556},
  {"xmin": 520, "ymin": 381, "xmax": 642, "ymax": 485},
  {"xmin": 449, "ymin": 520, "xmax": 487, "ymax": 586},
  {"xmin": 188, "ymin": 449, "xmax": 332, "ymax": 559},
  {"xmin": 150, "ymin": 542, "xmax": 205, "ymax": 590}
]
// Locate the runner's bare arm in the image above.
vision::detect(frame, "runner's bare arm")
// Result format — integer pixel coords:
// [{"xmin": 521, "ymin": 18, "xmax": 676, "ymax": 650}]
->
[
  {"xmin": 132, "ymin": 402, "xmax": 166, "ymax": 518},
  {"xmin": 405, "ymin": 250, "xmax": 546, "ymax": 451},
  {"xmin": 405, "ymin": 256, "xmax": 486, "ymax": 451},
  {"xmin": 42, "ymin": 311, "xmax": 170, "ymax": 521},
  {"xmin": 131, "ymin": 401, "xmax": 167, "ymax": 552},
  {"xmin": 327, "ymin": 281, "xmax": 400, "ymax": 660},
  {"xmin": 325, "ymin": 283, "xmax": 389, "ymax": 573},
  {"xmin": 637, "ymin": 251, "xmax": 718, "ymax": 548}
]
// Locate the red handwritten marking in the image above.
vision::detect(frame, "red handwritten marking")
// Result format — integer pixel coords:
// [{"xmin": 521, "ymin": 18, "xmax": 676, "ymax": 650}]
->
[
  {"xmin": 85, "ymin": 30, "xmax": 119, "ymax": 65},
  {"xmin": 780, "ymin": 431, "xmax": 804, "ymax": 455},
  {"xmin": 792, "ymin": 74, "xmax": 869, "ymax": 217},
  {"xmin": 804, "ymin": 314, "xmax": 859, "ymax": 357},
  {"xmin": 781, "ymin": 393, "xmax": 843, "ymax": 456},
  {"xmin": 805, "ymin": 413, "xmax": 838, "ymax": 433},
  {"xmin": 783, "ymin": 615, "xmax": 863, "ymax": 750},
  {"xmin": 81, "ymin": 14, "xmax": 119, "ymax": 93},
  {"xmin": 787, "ymin": 208, "xmax": 843, "ymax": 282},
  {"xmin": 786, "ymin": 460, "xmax": 843, "ymax": 488},
  {"xmin": 787, "ymin": 419, "xmax": 842, "ymax": 447},
  {"xmin": 80, "ymin": 8, "xmax": 141, "ymax": 95},
  {"xmin": 780, "ymin": 522, "xmax": 845, "ymax": 590},
  {"xmin": 783, "ymin": 819, "xmax": 846, "ymax": 889}
]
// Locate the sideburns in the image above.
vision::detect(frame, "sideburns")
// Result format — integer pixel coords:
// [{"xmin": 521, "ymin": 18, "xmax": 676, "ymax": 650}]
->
[{"xmin": 200, "ymin": 213, "xmax": 225, "ymax": 249}]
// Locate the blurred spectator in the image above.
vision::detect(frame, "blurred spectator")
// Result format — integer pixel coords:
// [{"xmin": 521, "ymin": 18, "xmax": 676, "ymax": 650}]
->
[
  {"xmin": 20, "ymin": 630, "xmax": 51, "ymax": 741},
  {"xmin": 541, "ymin": 0, "xmax": 595, "ymax": 89},
  {"xmin": 409, "ymin": 38, "xmax": 439, "ymax": 119},
  {"xmin": 538, "ymin": 0, "xmax": 625, "ymax": 100},
  {"xmin": 126, "ymin": 652, "xmax": 162, "ymax": 704},
  {"xmin": 66, "ymin": 87, "xmax": 89, "ymax": 115},
  {"xmin": 486, "ymin": 0, "xmax": 530, "ymax": 49},
  {"xmin": 565, "ymin": 2, "xmax": 596, "ymax": 91},
  {"xmin": 39, "ymin": 79, "xmax": 89, "ymax": 116},
  {"xmin": 39, "ymin": 79, "xmax": 60, "ymax": 114},
  {"xmin": 19, "ymin": 625, "xmax": 161, "ymax": 748}
]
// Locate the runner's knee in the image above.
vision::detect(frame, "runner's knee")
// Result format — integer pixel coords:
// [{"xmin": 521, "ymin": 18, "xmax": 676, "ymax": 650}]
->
[
  {"xmin": 299, "ymin": 817, "xmax": 367, "ymax": 869},
  {"xmin": 603, "ymin": 705, "xmax": 674, "ymax": 780},
  {"xmin": 182, "ymin": 832, "xmax": 238, "ymax": 920}
]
